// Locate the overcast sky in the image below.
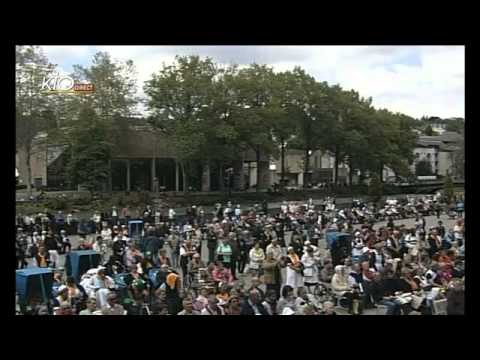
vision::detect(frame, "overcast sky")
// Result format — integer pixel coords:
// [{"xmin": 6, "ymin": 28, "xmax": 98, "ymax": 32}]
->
[{"xmin": 40, "ymin": 45, "xmax": 465, "ymax": 119}]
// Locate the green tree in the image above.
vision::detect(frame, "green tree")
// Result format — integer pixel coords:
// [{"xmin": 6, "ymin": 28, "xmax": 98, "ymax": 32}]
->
[
  {"xmin": 424, "ymin": 124, "xmax": 437, "ymax": 136},
  {"xmin": 415, "ymin": 159, "xmax": 433, "ymax": 176},
  {"xmin": 282, "ymin": 69, "xmax": 329, "ymax": 187},
  {"xmin": 144, "ymin": 55, "xmax": 218, "ymax": 194},
  {"xmin": 443, "ymin": 174, "xmax": 455, "ymax": 203},
  {"xmin": 65, "ymin": 106, "xmax": 113, "ymax": 193},
  {"xmin": 228, "ymin": 64, "xmax": 278, "ymax": 191},
  {"xmin": 445, "ymin": 118, "xmax": 464, "ymax": 133},
  {"xmin": 368, "ymin": 174, "xmax": 383, "ymax": 204},
  {"xmin": 72, "ymin": 52, "xmax": 138, "ymax": 122},
  {"xmin": 16, "ymin": 45, "xmax": 56, "ymax": 197}
]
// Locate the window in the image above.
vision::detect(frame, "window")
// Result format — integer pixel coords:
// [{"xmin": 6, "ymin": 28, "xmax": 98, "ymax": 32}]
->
[
  {"xmin": 426, "ymin": 153, "xmax": 431, "ymax": 159},
  {"xmin": 415, "ymin": 153, "xmax": 420, "ymax": 158}
]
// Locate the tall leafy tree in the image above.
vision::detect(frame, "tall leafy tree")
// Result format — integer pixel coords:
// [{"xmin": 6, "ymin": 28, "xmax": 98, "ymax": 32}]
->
[
  {"xmin": 144, "ymin": 55, "xmax": 218, "ymax": 194},
  {"xmin": 65, "ymin": 106, "xmax": 113, "ymax": 193},
  {"xmin": 16, "ymin": 45, "xmax": 56, "ymax": 196},
  {"xmin": 282, "ymin": 68, "xmax": 328, "ymax": 187},
  {"xmin": 72, "ymin": 52, "xmax": 138, "ymax": 135},
  {"xmin": 229, "ymin": 64, "xmax": 278, "ymax": 191}
]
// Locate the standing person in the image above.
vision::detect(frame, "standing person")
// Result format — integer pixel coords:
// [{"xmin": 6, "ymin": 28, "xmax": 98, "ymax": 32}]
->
[
  {"xmin": 206, "ymin": 227, "xmax": 218, "ymax": 264},
  {"xmin": 228, "ymin": 234, "xmax": 239, "ymax": 280},
  {"xmin": 216, "ymin": 238, "xmax": 233, "ymax": 271},
  {"xmin": 237, "ymin": 231, "xmax": 249, "ymax": 275},
  {"xmin": 35, "ymin": 246, "xmax": 50, "ymax": 268},
  {"xmin": 266, "ymin": 238, "xmax": 282, "ymax": 262},
  {"xmin": 59, "ymin": 229, "xmax": 71, "ymax": 254},
  {"xmin": 165, "ymin": 269, "xmax": 183, "ymax": 315},
  {"xmin": 427, "ymin": 228, "xmax": 442, "ymax": 258},
  {"xmin": 168, "ymin": 208, "xmax": 176, "ymax": 226},
  {"xmin": 285, "ymin": 247, "xmax": 304, "ymax": 292},
  {"xmin": 179, "ymin": 240, "xmax": 196, "ymax": 284},
  {"xmin": 16, "ymin": 234, "xmax": 28, "ymax": 269},
  {"xmin": 234, "ymin": 204, "xmax": 242, "ymax": 220},
  {"xmin": 93, "ymin": 211, "xmax": 102, "ymax": 234},
  {"xmin": 44, "ymin": 230, "xmax": 59, "ymax": 268},
  {"xmin": 111, "ymin": 206, "xmax": 118, "ymax": 226},
  {"xmin": 167, "ymin": 228, "xmax": 180, "ymax": 268},
  {"xmin": 121, "ymin": 205, "xmax": 131, "ymax": 225},
  {"xmin": 404, "ymin": 228, "xmax": 418, "ymax": 258},
  {"xmin": 248, "ymin": 242, "xmax": 265, "ymax": 276},
  {"xmin": 437, "ymin": 221, "xmax": 446, "ymax": 239},
  {"xmin": 386, "ymin": 230, "xmax": 402, "ymax": 259},
  {"xmin": 301, "ymin": 247, "xmax": 319, "ymax": 293},
  {"xmin": 144, "ymin": 229, "xmax": 163, "ymax": 257},
  {"xmin": 262, "ymin": 252, "xmax": 282, "ymax": 300}
]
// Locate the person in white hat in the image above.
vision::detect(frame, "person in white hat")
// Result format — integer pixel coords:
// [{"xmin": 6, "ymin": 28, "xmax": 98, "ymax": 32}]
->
[{"xmin": 89, "ymin": 267, "xmax": 115, "ymax": 308}]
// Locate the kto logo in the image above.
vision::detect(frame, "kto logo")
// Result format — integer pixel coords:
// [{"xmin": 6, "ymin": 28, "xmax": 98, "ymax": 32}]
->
[{"xmin": 41, "ymin": 73, "xmax": 94, "ymax": 94}]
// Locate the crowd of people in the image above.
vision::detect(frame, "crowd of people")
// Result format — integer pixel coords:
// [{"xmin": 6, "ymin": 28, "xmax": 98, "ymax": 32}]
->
[{"xmin": 15, "ymin": 195, "xmax": 465, "ymax": 315}]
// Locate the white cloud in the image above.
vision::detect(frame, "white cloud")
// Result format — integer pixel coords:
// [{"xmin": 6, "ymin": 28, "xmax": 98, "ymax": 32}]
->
[{"xmin": 40, "ymin": 45, "xmax": 465, "ymax": 119}]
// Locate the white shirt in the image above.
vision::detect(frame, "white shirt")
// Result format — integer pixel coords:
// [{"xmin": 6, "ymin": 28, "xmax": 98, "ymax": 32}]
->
[
  {"xmin": 266, "ymin": 244, "xmax": 282, "ymax": 261},
  {"xmin": 101, "ymin": 228, "xmax": 112, "ymax": 240},
  {"xmin": 249, "ymin": 248, "xmax": 265, "ymax": 263},
  {"xmin": 168, "ymin": 209, "xmax": 176, "ymax": 219}
]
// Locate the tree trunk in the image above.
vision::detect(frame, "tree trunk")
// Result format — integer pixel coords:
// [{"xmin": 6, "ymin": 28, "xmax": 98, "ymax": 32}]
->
[
  {"xmin": 201, "ymin": 160, "xmax": 210, "ymax": 192},
  {"xmin": 334, "ymin": 145, "xmax": 340, "ymax": 186},
  {"xmin": 25, "ymin": 144, "xmax": 32, "ymax": 198},
  {"xmin": 379, "ymin": 163, "xmax": 384, "ymax": 183},
  {"xmin": 280, "ymin": 140, "xmax": 286, "ymax": 188},
  {"xmin": 348, "ymin": 158, "xmax": 354, "ymax": 186},
  {"xmin": 255, "ymin": 149, "xmax": 261, "ymax": 192},
  {"xmin": 304, "ymin": 148, "xmax": 310, "ymax": 188},
  {"xmin": 217, "ymin": 161, "xmax": 224, "ymax": 192},
  {"xmin": 180, "ymin": 160, "xmax": 188, "ymax": 195}
]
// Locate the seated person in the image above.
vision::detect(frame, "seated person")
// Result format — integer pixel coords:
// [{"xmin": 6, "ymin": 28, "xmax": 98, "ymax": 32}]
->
[{"xmin": 211, "ymin": 261, "xmax": 234, "ymax": 286}]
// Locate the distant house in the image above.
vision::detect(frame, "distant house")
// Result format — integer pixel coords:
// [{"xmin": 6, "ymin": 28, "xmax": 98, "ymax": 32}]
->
[{"xmin": 412, "ymin": 131, "xmax": 462, "ymax": 177}]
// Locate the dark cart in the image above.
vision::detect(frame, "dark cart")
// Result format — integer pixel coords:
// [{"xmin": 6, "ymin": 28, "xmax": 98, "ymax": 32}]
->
[
  {"xmin": 65, "ymin": 250, "xmax": 102, "ymax": 283},
  {"xmin": 16, "ymin": 267, "xmax": 54, "ymax": 312}
]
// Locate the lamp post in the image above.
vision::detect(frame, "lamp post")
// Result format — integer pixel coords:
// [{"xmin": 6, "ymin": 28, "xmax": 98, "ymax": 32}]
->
[{"xmin": 304, "ymin": 149, "xmax": 313, "ymax": 188}]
